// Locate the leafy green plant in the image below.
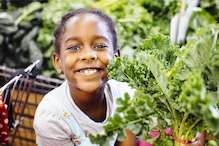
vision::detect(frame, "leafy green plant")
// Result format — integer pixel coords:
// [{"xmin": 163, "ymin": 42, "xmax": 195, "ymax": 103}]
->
[
  {"xmin": 90, "ymin": 26, "xmax": 219, "ymax": 146},
  {"xmin": 0, "ymin": 2, "xmax": 43, "ymax": 68}
]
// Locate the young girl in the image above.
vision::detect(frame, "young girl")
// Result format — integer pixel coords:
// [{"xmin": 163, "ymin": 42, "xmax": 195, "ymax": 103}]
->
[{"xmin": 33, "ymin": 8, "xmax": 136, "ymax": 146}]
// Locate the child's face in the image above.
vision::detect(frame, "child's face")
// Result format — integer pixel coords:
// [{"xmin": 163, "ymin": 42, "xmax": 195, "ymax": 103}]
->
[{"xmin": 53, "ymin": 13, "xmax": 115, "ymax": 93}]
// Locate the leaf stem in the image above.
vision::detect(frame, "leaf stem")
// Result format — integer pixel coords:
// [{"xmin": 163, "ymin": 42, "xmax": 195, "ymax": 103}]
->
[
  {"xmin": 178, "ymin": 113, "xmax": 189, "ymax": 136},
  {"xmin": 185, "ymin": 119, "xmax": 201, "ymax": 138}
]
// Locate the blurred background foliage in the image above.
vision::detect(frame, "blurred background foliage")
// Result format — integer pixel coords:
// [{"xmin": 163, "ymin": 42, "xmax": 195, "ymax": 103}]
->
[{"xmin": 0, "ymin": 0, "xmax": 218, "ymax": 77}]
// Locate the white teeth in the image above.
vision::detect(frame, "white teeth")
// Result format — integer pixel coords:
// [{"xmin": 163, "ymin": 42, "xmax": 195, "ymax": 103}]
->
[{"xmin": 80, "ymin": 69, "xmax": 98, "ymax": 75}]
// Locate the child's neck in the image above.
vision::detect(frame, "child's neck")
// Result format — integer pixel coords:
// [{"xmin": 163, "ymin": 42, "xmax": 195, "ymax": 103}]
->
[{"xmin": 69, "ymin": 85, "xmax": 107, "ymax": 122}]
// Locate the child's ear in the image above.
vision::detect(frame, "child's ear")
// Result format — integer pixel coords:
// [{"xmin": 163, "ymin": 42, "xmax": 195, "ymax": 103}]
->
[
  {"xmin": 52, "ymin": 52, "xmax": 62, "ymax": 74},
  {"xmin": 114, "ymin": 49, "xmax": 120, "ymax": 57}
]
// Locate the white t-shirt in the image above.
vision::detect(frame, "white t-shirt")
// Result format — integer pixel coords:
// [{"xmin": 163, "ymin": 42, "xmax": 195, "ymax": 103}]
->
[{"xmin": 33, "ymin": 79, "xmax": 134, "ymax": 146}]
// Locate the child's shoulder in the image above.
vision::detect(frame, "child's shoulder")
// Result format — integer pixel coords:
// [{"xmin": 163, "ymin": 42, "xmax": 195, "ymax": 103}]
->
[
  {"xmin": 107, "ymin": 79, "xmax": 135, "ymax": 98},
  {"xmin": 107, "ymin": 79, "xmax": 130, "ymax": 88},
  {"xmin": 36, "ymin": 80, "xmax": 67, "ymax": 113}
]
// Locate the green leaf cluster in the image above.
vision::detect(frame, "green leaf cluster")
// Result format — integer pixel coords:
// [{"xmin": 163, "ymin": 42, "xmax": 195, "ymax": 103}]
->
[{"xmin": 91, "ymin": 25, "xmax": 219, "ymax": 145}]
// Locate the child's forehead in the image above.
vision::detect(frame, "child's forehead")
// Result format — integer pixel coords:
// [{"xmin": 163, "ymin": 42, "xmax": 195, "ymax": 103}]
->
[
  {"xmin": 63, "ymin": 13, "xmax": 112, "ymax": 40},
  {"xmin": 65, "ymin": 13, "xmax": 106, "ymax": 28}
]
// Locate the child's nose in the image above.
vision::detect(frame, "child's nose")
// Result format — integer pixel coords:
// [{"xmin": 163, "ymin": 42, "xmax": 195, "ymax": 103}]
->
[{"xmin": 79, "ymin": 47, "xmax": 97, "ymax": 61}]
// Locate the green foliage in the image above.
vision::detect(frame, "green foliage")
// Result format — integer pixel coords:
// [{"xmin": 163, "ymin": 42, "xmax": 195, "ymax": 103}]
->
[
  {"xmin": 91, "ymin": 26, "xmax": 219, "ymax": 145},
  {"xmin": 139, "ymin": 34, "xmax": 179, "ymax": 70},
  {"xmin": 94, "ymin": 0, "xmax": 179, "ymax": 56},
  {"xmin": 201, "ymin": 0, "xmax": 219, "ymax": 22},
  {"xmin": 94, "ymin": 0, "xmax": 154, "ymax": 52},
  {"xmin": 0, "ymin": 3, "xmax": 43, "ymax": 68}
]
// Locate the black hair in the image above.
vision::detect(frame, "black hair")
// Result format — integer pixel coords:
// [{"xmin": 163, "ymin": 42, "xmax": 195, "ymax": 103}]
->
[{"xmin": 53, "ymin": 8, "xmax": 118, "ymax": 54}]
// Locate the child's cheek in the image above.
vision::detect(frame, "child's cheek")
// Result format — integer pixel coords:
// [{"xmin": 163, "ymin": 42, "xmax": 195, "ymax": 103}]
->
[
  {"xmin": 102, "ymin": 52, "xmax": 114, "ymax": 65},
  {"xmin": 62, "ymin": 54, "xmax": 77, "ymax": 69}
]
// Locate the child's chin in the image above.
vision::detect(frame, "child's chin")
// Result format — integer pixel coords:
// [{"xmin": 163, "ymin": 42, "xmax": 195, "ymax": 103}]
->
[{"xmin": 78, "ymin": 80, "xmax": 104, "ymax": 93}]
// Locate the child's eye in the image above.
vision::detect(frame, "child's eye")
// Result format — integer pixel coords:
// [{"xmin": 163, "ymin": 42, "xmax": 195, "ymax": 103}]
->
[
  {"xmin": 93, "ymin": 44, "xmax": 108, "ymax": 50},
  {"xmin": 66, "ymin": 45, "xmax": 81, "ymax": 52}
]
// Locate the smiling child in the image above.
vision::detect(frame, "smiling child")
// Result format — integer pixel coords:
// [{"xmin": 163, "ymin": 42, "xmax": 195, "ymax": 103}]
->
[{"xmin": 33, "ymin": 8, "xmax": 135, "ymax": 146}]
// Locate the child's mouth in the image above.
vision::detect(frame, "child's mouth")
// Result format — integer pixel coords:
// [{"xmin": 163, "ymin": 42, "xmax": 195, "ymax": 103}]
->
[{"xmin": 75, "ymin": 67, "xmax": 103, "ymax": 76}]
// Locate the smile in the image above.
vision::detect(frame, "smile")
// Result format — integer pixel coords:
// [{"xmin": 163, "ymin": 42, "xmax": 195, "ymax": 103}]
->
[{"xmin": 75, "ymin": 67, "xmax": 103, "ymax": 76}]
